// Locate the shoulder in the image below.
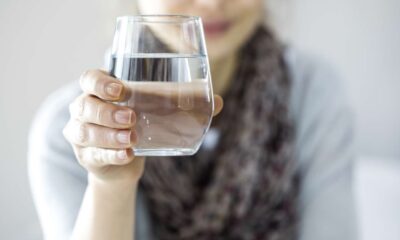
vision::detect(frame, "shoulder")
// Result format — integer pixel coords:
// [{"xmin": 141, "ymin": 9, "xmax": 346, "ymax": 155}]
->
[
  {"xmin": 28, "ymin": 80, "xmax": 81, "ymax": 160},
  {"xmin": 283, "ymin": 47, "xmax": 343, "ymax": 87},
  {"xmin": 282, "ymin": 47, "xmax": 355, "ymax": 174},
  {"xmin": 283, "ymin": 47, "xmax": 352, "ymax": 122},
  {"xmin": 34, "ymin": 80, "xmax": 81, "ymax": 122},
  {"xmin": 31, "ymin": 80, "xmax": 80, "ymax": 130}
]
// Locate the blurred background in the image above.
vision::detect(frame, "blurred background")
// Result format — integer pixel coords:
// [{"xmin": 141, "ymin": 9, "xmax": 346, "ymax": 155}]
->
[{"xmin": 0, "ymin": 0, "xmax": 399, "ymax": 239}]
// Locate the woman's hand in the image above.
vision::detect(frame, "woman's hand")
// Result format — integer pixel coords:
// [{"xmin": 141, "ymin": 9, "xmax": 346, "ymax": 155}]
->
[
  {"xmin": 63, "ymin": 69, "xmax": 143, "ymax": 185},
  {"xmin": 63, "ymin": 69, "xmax": 223, "ymax": 186}
]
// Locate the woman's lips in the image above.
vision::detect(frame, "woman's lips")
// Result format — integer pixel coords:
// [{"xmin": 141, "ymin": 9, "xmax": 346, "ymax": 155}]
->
[{"xmin": 203, "ymin": 20, "xmax": 231, "ymax": 37}]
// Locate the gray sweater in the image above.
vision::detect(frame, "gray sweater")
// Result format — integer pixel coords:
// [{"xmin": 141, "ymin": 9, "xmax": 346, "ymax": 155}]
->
[{"xmin": 28, "ymin": 48, "xmax": 358, "ymax": 240}]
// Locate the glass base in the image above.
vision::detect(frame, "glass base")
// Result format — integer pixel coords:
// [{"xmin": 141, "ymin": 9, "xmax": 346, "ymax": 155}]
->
[{"xmin": 133, "ymin": 148, "xmax": 197, "ymax": 156}]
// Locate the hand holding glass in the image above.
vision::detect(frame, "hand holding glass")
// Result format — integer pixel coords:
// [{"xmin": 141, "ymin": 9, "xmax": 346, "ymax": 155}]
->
[{"xmin": 109, "ymin": 15, "xmax": 215, "ymax": 156}]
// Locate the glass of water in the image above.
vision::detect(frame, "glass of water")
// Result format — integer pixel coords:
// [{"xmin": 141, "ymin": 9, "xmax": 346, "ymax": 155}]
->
[{"xmin": 109, "ymin": 15, "xmax": 214, "ymax": 156}]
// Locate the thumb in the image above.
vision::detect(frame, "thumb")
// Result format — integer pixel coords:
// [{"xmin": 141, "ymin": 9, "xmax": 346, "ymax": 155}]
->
[{"xmin": 213, "ymin": 94, "xmax": 224, "ymax": 116}]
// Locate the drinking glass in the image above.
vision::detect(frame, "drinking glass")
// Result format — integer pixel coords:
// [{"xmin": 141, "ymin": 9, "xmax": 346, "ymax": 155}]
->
[{"xmin": 109, "ymin": 15, "xmax": 214, "ymax": 156}]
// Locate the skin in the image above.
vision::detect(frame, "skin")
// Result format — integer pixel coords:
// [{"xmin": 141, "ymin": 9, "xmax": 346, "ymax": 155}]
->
[
  {"xmin": 138, "ymin": 0, "xmax": 264, "ymax": 95},
  {"xmin": 65, "ymin": 0, "xmax": 263, "ymax": 239}
]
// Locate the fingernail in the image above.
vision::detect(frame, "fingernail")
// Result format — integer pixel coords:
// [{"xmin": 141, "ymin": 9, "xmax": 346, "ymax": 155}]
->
[
  {"xmin": 114, "ymin": 110, "xmax": 133, "ymax": 125},
  {"xmin": 116, "ymin": 131, "xmax": 131, "ymax": 144},
  {"xmin": 106, "ymin": 83, "xmax": 122, "ymax": 98},
  {"xmin": 117, "ymin": 150, "xmax": 127, "ymax": 160}
]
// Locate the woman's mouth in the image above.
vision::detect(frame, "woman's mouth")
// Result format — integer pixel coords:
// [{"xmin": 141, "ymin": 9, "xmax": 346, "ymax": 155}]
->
[{"xmin": 203, "ymin": 20, "xmax": 231, "ymax": 38}]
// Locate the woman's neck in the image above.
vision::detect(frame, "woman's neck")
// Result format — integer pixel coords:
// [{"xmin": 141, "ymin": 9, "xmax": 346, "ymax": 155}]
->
[{"xmin": 209, "ymin": 52, "xmax": 238, "ymax": 96}]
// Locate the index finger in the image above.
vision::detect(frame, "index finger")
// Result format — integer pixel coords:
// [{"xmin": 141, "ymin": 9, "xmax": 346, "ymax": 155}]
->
[{"xmin": 80, "ymin": 69, "xmax": 125, "ymax": 101}]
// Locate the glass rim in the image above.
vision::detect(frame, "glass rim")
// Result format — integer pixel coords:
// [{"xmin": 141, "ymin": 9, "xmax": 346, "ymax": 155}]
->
[{"xmin": 117, "ymin": 15, "xmax": 201, "ymax": 23}]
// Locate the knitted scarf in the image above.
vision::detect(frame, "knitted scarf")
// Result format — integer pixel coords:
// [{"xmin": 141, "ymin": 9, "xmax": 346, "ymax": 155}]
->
[{"xmin": 140, "ymin": 26, "xmax": 299, "ymax": 240}]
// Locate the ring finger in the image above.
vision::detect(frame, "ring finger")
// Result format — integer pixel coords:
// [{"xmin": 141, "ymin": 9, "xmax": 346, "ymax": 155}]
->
[{"xmin": 63, "ymin": 119, "xmax": 137, "ymax": 149}]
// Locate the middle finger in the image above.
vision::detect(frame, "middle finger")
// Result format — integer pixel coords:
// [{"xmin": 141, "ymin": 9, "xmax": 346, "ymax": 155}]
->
[{"xmin": 69, "ymin": 94, "xmax": 136, "ymax": 129}]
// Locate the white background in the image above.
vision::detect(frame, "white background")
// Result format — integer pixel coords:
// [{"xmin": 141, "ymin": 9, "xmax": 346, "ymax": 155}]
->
[{"xmin": 0, "ymin": 0, "xmax": 399, "ymax": 239}]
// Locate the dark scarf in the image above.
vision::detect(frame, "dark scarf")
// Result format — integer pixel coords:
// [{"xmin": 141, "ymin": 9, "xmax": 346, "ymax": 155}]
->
[{"xmin": 140, "ymin": 26, "xmax": 299, "ymax": 240}]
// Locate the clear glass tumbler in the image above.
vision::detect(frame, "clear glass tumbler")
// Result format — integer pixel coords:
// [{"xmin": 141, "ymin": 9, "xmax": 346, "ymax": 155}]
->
[{"xmin": 109, "ymin": 15, "xmax": 214, "ymax": 156}]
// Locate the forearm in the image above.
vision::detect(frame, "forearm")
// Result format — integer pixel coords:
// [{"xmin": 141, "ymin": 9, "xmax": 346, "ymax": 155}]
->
[{"xmin": 71, "ymin": 175, "xmax": 138, "ymax": 240}]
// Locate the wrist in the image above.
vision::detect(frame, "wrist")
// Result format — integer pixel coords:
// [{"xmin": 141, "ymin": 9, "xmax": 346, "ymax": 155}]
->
[{"xmin": 88, "ymin": 173, "xmax": 139, "ymax": 194}]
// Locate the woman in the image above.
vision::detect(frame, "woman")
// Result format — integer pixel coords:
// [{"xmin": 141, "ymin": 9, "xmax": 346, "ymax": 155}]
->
[{"xmin": 28, "ymin": 0, "xmax": 357, "ymax": 239}]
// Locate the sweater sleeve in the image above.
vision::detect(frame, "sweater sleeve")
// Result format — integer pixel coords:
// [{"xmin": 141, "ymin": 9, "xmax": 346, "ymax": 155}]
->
[
  {"xmin": 285, "ymin": 49, "xmax": 358, "ymax": 240},
  {"xmin": 28, "ymin": 81, "xmax": 153, "ymax": 240},
  {"xmin": 27, "ymin": 82, "xmax": 86, "ymax": 240}
]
